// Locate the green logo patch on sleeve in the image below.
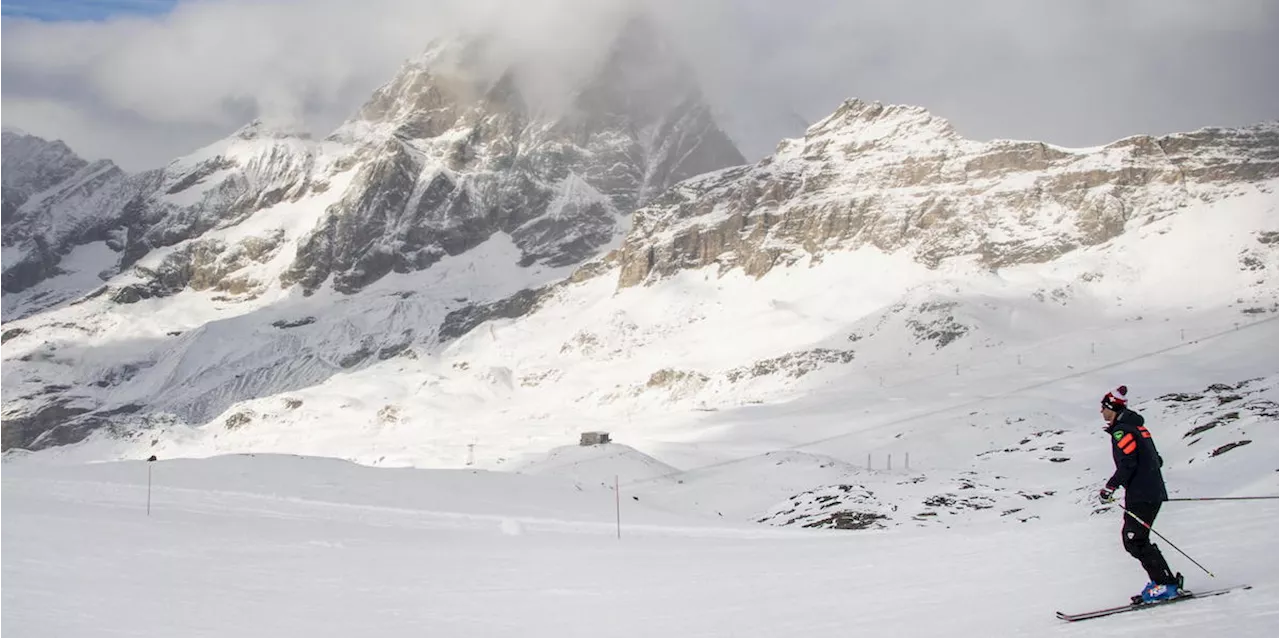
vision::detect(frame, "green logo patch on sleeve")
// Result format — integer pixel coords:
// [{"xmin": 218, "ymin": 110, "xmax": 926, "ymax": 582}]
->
[{"xmin": 1113, "ymin": 431, "xmax": 1125, "ymax": 441}]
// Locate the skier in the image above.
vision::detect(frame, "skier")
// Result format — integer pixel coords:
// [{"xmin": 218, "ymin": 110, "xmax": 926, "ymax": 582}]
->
[{"xmin": 1096, "ymin": 385, "xmax": 1182, "ymax": 603}]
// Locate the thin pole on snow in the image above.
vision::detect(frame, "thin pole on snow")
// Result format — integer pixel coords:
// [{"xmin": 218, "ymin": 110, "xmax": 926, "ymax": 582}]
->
[
  {"xmin": 145, "ymin": 455, "xmax": 157, "ymax": 516},
  {"xmin": 1167, "ymin": 496, "xmax": 1279, "ymax": 502},
  {"xmin": 1119, "ymin": 505, "xmax": 1214, "ymax": 578},
  {"xmin": 615, "ymin": 474, "xmax": 621, "ymax": 540}
]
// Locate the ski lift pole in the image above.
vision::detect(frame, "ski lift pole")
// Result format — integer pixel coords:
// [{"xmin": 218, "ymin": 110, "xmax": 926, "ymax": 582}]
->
[{"xmin": 1118, "ymin": 505, "xmax": 1214, "ymax": 578}]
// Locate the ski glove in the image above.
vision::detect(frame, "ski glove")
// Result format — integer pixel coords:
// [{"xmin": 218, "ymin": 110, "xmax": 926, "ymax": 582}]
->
[{"xmin": 1098, "ymin": 486, "xmax": 1116, "ymax": 504}]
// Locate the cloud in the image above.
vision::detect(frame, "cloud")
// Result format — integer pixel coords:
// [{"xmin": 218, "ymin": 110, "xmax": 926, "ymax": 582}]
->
[
  {"xmin": 663, "ymin": 0, "xmax": 1278, "ymax": 155},
  {"xmin": 2, "ymin": 0, "xmax": 1276, "ymax": 171}
]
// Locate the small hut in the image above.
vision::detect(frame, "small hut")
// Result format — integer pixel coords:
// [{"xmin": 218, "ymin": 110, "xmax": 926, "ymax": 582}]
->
[{"xmin": 579, "ymin": 431, "xmax": 611, "ymax": 446}]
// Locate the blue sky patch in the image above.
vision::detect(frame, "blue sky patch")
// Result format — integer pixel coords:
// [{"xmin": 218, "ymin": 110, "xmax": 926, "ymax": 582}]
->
[{"xmin": 3, "ymin": 0, "xmax": 179, "ymax": 22}]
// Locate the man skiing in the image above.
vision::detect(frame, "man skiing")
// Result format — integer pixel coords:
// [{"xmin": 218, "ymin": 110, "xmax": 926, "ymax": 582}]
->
[{"xmin": 1096, "ymin": 385, "xmax": 1182, "ymax": 603}]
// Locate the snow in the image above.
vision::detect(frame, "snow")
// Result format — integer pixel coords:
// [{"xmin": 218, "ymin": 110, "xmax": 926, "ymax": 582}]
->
[
  {"xmin": 0, "ymin": 245, "xmax": 29, "ymax": 273},
  {"xmin": 0, "ymin": 241, "xmax": 117, "ymax": 319},
  {"xmin": 165, "ymin": 126, "xmax": 317, "ymax": 176},
  {"xmin": 4, "ymin": 415, "xmax": 1276, "ymax": 637},
  {"xmin": 513, "ymin": 442, "xmax": 680, "ymax": 486}
]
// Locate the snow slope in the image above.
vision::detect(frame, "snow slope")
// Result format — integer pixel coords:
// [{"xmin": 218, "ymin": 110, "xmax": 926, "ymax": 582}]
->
[{"xmin": 4, "ymin": 441, "xmax": 1276, "ymax": 637}]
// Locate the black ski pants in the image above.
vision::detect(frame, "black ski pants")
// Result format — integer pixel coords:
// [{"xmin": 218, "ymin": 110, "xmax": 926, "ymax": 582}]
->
[{"xmin": 1122, "ymin": 501, "xmax": 1178, "ymax": 586}]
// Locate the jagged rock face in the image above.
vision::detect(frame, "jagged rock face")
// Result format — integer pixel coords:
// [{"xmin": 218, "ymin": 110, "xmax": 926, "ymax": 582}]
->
[
  {"xmin": 1, "ymin": 134, "xmax": 141, "ymax": 295},
  {"xmin": 2, "ymin": 168, "xmax": 130, "ymax": 292},
  {"xmin": 1, "ymin": 131, "xmax": 89, "ymax": 226},
  {"xmin": 545, "ymin": 17, "xmax": 748, "ymax": 212},
  {"xmin": 117, "ymin": 124, "xmax": 319, "ymax": 270},
  {"xmin": 0, "ymin": 132, "xmax": 103, "ymax": 295},
  {"xmin": 617, "ymin": 99, "xmax": 1280, "ymax": 288},
  {"xmin": 284, "ymin": 19, "xmax": 745, "ymax": 294},
  {"xmin": 109, "ymin": 229, "xmax": 287, "ymax": 304},
  {"xmin": 1, "ymin": 123, "xmax": 319, "ymax": 304}
]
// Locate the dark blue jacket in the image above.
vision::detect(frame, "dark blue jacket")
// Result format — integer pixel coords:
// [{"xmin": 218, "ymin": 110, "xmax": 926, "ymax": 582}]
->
[{"xmin": 1105, "ymin": 409, "xmax": 1168, "ymax": 503}]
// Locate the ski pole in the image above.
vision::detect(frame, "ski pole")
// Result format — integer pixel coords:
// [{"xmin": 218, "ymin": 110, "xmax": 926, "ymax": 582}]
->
[
  {"xmin": 1118, "ymin": 505, "xmax": 1215, "ymax": 578},
  {"xmin": 1167, "ymin": 496, "xmax": 1278, "ymax": 502}
]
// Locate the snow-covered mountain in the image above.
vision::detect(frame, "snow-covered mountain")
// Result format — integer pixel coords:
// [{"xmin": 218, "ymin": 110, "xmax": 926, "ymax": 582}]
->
[
  {"xmin": 0, "ymin": 14, "xmax": 746, "ymax": 450},
  {"xmin": 0, "ymin": 121, "xmax": 326, "ymax": 306},
  {"xmin": 2, "ymin": 130, "xmax": 92, "ymax": 219},
  {"xmin": 1, "ymin": 15, "xmax": 1276, "ymax": 555},
  {"xmin": 2, "ymin": 130, "xmax": 133, "ymax": 297},
  {"xmin": 281, "ymin": 18, "xmax": 743, "ymax": 295},
  {"xmin": 617, "ymin": 99, "xmax": 1278, "ymax": 288}
]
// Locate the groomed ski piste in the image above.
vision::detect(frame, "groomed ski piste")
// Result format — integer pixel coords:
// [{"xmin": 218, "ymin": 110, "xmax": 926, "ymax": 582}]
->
[{"xmin": 5, "ymin": 309, "xmax": 1277, "ymax": 637}]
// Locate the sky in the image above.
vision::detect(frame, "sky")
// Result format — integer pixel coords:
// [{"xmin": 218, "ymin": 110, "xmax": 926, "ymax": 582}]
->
[
  {"xmin": 1, "ymin": 0, "xmax": 179, "ymax": 21},
  {"xmin": 1, "ymin": 0, "xmax": 1276, "ymax": 171}
]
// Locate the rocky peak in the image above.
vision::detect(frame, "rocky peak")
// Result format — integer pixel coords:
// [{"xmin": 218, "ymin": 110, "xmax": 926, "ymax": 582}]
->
[
  {"xmin": 232, "ymin": 118, "xmax": 313, "ymax": 142},
  {"xmin": 777, "ymin": 99, "xmax": 962, "ymax": 160},
  {"xmin": 1, "ymin": 148, "xmax": 135, "ymax": 297},
  {"xmin": 1, "ymin": 131, "xmax": 88, "ymax": 188},
  {"xmin": 0, "ymin": 133, "xmax": 132, "ymax": 299},
  {"xmin": 2, "ymin": 131, "xmax": 91, "ymax": 225},
  {"xmin": 535, "ymin": 13, "xmax": 745, "ymax": 212},
  {"xmin": 281, "ymin": 17, "xmax": 744, "ymax": 295},
  {"xmin": 43, "ymin": 123, "xmax": 321, "ymax": 297},
  {"xmin": 173, "ymin": 117, "xmax": 317, "ymax": 169},
  {"xmin": 340, "ymin": 38, "xmax": 501, "ymax": 142}
]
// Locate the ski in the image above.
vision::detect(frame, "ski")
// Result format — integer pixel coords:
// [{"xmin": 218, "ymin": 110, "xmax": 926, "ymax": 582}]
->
[{"xmin": 1056, "ymin": 585, "xmax": 1252, "ymax": 622}]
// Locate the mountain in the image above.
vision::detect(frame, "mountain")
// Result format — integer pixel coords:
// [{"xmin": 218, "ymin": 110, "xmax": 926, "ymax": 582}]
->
[
  {"xmin": 1, "ymin": 131, "xmax": 131, "ymax": 299},
  {"xmin": 2, "ymin": 131, "xmax": 91, "ymax": 220},
  {"xmin": 281, "ymin": 20, "xmax": 744, "ymax": 295},
  {"xmin": 616, "ymin": 99, "xmax": 1278, "ymax": 288},
  {"xmin": 0, "ymin": 15, "xmax": 748, "ymax": 450},
  {"xmin": 0, "ymin": 121, "xmax": 323, "ymax": 311},
  {"xmin": 0, "ymin": 18, "xmax": 1275, "ymax": 463},
  {"xmin": 101, "ymin": 120, "xmax": 327, "ymax": 305},
  {"xmin": 3, "ymin": 93, "xmax": 1272, "ymax": 459}
]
